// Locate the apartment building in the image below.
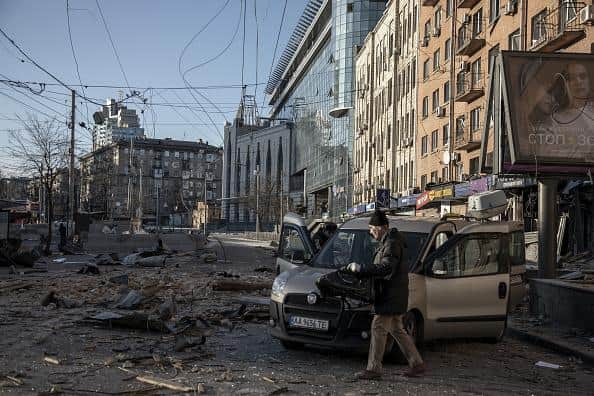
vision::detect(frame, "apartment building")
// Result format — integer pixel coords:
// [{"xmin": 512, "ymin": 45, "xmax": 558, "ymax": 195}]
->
[
  {"xmin": 354, "ymin": 0, "xmax": 421, "ymax": 209},
  {"xmin": 415, "ymin": 0, "xmax": 592, "ymax": 214},
  {"xmin": 80, "ymin": 138, "xmax": 222, "ymax": 226}
]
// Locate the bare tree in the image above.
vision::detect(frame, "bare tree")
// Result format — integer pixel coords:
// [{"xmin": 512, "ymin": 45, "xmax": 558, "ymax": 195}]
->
[
  {"xmin": 246, "ymin": 175, "xmax": 282, "ymax": 232},
  {"xmin": 7, "ymin": 115, "xmax": 69, "ymax": 254}
]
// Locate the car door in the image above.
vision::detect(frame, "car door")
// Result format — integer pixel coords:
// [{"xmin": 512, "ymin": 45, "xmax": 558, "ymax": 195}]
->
[
  {"xmin": 423, "ymin": 233, "xmax": 510, "ymax": 339},
  {"xmin": 276, "ymin": 223, "xmax": 315, "ymax": 274}
]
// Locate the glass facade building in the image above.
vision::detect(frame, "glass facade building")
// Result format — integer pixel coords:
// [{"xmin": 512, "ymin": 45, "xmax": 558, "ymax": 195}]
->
[{"xmin": 267, "ymin": 0, "xmax": 386, "ymax": 218}]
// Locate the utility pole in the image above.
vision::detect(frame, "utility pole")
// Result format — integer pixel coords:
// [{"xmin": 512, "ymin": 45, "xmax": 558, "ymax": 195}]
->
[
  {"xmin": 255, "ymin": 165, "xmax": 260, "ymax": 239},
  {"xmin": 128, "ymin": 137, "xmax": 133, "ymax": 232},
  {"xmin": 203, "ymin": 176, "xmax": 208, "ymax": 236},
  {"xmin": 155, "ymin": 183, "xmax": 160, "ymax": 234},
  {"xmin": 68, "ymin": 90, "xmax": 75, "ymax": 236}
]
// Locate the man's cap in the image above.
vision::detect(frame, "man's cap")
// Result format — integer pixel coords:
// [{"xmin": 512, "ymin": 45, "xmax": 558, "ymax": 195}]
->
[{"xmin": 369, "ymin": 210, "xmax": 389, "ymax": 226}]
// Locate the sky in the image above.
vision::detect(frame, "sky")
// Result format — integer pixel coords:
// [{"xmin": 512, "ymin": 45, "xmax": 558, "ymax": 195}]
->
[{"xmin": 0, "ymin": 0, "xmax": 307, "ymax": 172}]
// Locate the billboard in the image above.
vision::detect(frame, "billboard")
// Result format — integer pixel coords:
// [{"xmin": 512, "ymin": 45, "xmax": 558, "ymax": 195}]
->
[{"xmin": 501, "ymin": 52, "xmax": 594, "ymax": 167}]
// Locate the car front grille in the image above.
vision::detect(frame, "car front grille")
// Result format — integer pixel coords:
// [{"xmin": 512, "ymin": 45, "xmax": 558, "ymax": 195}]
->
[{"xmin": 282, "ymin": 293, "xmax": 343, "ymax": 340}]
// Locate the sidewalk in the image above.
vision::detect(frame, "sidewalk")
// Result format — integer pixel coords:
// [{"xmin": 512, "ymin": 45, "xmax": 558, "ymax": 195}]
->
[{"xmin": 507, "ymin": 308, "xmax": 594, "ymax": 365}]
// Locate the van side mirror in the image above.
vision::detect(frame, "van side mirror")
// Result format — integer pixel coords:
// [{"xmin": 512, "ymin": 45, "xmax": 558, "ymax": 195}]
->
[
  {"xmin": 431, "ymin": 258, "xmax": 447, "ymax": 277},
  {"xmin": 291, "ymin": 250, "xmax": 306, "ymax": 263}
]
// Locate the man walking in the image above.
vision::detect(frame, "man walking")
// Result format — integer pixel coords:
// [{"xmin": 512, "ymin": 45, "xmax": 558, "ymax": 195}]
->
[{"xmin": 346, "ymin": 210, "xmax": 425, "ymax": 380}]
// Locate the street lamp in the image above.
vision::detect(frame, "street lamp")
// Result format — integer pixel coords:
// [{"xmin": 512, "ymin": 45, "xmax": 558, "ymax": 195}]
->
[{"xmin": 254, "ymin": 165, "xmax": 260, "ymax": 239}]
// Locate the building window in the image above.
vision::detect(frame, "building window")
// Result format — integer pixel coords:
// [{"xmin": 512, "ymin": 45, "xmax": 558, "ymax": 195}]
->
[
  {"xmin": 411, "ymin": 58, "xmax": 416, "ymax": 87},
  {"xmin": 488, "ymin": 45, "xmax": 499, "ymax": 73},
  {"xmin": 490, "ymin": 0, "xmax": 500, "ymax": 22},
  {"xmin": 432, "ymin": 89, "xmax": 440, "ymax": 112},
  {"xmin": 456, "ymin": 116, "xmax": 466, "ymax": 138},
  {"xmin": 442, "ymin": 167, "xmax": 449, "ymax": 182},
  {"xmin": 431, "ymin": 130, "xmax": 438, "ymax": 152},
  {"xmin": 413, "ymin": 5, "xmax": 417, "ymax": 33},
  {"xmin": 444, "ymin": 81, "xmax": 450, "ymax": 103},
  {"xmin": 443, "ymin": 123, "xmax": 450, "ymax": 146},
  {"xmin": 431, "ymin": 171, "xmax": 438, "ymax": 184},
  {"xmin": 433, "ymin": 49, "xmax": 441, "ymax": 71},
  {"xmin": 473, "ymin": 8, "xmax": 483, "ymax": 36},
  {"xmin": 471, "ymin": 58, "xmax": 482, "ymax": 87},
  {"xmin": 424, "ymin": 20, "xmax": 431, "ymax": 40},
  {"xmin": 410, "ymin": 109, "xmax": 415, "ymax": 138},
  {"xmin": 446, "ymin": 0, "xmax": 453, "ymax": 18},
  {"xmin": 422, "ymin": 96, "xmax": 429, "ymax": 118},
  {"xmin": 469, "ymin": 157, "xmax": 480, "ymax": 175},
  {"xmin": 421, "ymin": 135, "xmax": 428, "ymax": 155},
  {"xmin": 445, "ymin": 38, "xmax": 451, "ymax": 61},
  {"xmin": 509, "ymin": 29, "xmax": 521, "ymax": 50},
  {"xmin": 435, "ymin": 7, "xmax": 442, "ymax": 29},
  {"xmin": 421, "ymin": 174, "xmax": 427, "ymax": 189},
  {"xmin": 531, "ymin": 10, "xmax": 547, "ymax": 45},
  {"xmin": 423, "ymin": 59, "xmax": 430, "ymax": 80},
  {"xmin": 471, "ymin": 107, "xmax": 481, "ymax": 131}
]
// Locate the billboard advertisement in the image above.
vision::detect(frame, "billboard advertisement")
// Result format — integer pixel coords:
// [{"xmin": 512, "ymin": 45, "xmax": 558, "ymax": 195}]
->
[{"xmin": 501, "ymin": 51, "xmax": 594, "ymax": 167}]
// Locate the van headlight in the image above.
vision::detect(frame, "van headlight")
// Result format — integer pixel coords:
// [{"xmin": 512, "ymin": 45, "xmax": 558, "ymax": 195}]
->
[{"xmin": 271, "ymin": 274, "xmax": 289, "ymax": 297}]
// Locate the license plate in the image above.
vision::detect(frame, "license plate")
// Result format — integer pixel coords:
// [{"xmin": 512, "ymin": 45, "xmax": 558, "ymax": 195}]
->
[{"xmin": 289, "ymin": 316, "xmax": 329, "ymax": 331}]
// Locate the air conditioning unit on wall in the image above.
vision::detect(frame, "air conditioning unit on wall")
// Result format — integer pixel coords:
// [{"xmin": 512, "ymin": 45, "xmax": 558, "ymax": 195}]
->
[
  {"xmin": 437, "ymin": 106, "xmax": 446, "ymax": 117},
  {"xmin": 504, "ymin": 0, "xmax": 517, "ymax": 15},
  {"xmin": 580, "ymin": 5, "xmax": 594, "ymax": 24}
]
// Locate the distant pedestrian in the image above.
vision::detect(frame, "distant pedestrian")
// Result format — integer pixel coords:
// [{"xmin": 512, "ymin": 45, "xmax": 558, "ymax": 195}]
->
[{"xmin": 58, "ymin": 222, "xmax": 67, "ymax": 252}]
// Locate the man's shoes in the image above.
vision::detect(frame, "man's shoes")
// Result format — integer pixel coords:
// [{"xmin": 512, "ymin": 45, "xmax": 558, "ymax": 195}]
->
[
  {"xmin": 354, "ymin": 370, "xmax": 382, "ymax": 381},
  {"xmin": 403, "ymin": 362, "xmax": 426, "ymax": 378}
]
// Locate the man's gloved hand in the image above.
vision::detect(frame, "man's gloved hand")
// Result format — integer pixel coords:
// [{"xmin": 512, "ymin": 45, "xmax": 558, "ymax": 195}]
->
[{"xmin": 346, "ymin": 262, "xmax": 361, "ymax": 273}]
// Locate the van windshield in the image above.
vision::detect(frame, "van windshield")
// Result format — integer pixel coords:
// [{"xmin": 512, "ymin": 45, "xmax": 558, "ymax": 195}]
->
[{"xmin": 312, "ymin": 229, "xmax": 428, "ymax": 270}]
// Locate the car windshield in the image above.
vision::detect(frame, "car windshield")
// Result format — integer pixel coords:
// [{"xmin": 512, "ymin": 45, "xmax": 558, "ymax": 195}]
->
[{"xmin": 311, "ymin": 229, "xmax": 429, "ymax": 270}]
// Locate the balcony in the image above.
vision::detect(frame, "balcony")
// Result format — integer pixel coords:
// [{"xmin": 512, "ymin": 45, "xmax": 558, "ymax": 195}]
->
[
  {"xmin": 457, "ymin": 27, "xmax": 485, "ymax": 56},
  {"xmin": 530, "ymin": 3, "xmax": 587, "ymax": 52},
  {"xmin": 455, "ymin": 126, "xmax": 481, "ymax": 151},
  {"xmin": 422, "ymin": 0, "xmax": 439, "ymax": 6},
  {"xmin": 457, "ymin": 0, "xmax": 481, "ymax": 8},
  {"xmin": 455, "ymin": 73, "xmax": 484, "ymax": 103}
]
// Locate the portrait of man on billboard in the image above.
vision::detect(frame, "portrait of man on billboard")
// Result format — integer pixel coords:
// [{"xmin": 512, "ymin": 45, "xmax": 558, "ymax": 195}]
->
[{"xmin": 504, "ymin": 52, "xmax": 594, "ymax": 167}]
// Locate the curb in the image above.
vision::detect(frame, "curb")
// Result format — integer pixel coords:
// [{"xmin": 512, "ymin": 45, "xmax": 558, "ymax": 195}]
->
[{"xmin": 506, "ymin": 326, "xmax": 594, "ymax": 366}]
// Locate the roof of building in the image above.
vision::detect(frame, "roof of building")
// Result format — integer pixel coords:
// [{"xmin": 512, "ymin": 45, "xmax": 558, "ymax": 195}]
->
[
  {"xmin": 80, "ymin": 137, "xmax": 222, "ymax": 160},
  {"xmin": 264, "ymin": 0, "xmax": 325, "ymax": 96}
]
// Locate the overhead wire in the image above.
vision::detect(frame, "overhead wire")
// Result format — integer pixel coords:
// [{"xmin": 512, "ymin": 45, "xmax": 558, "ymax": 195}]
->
[
  {"xmin": 253, "ymin": 0, "xmax": 259, "ymax": 102},
  {"xmin": 94, "ymin": 0, "xmax": 132, "ymax": 91},
  {"xmin": 0, "ymin": 90, "xmax": 58, "ymax": 119},
  {"xmin": 177, "ymin": 0, "xmax": 235, "ymax": 142},
  {"xmin": 261, "ymin": 0, "xmax": 287, "ymax": 112},
  {"xmin": 66, "ymin": 0, "xmax": 91, "ymax": 125}
]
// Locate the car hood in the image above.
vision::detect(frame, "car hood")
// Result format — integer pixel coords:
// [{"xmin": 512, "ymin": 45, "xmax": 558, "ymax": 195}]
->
[{"xmin": 282, "ymin": 266, "xmax": 335, "ymax": 295}]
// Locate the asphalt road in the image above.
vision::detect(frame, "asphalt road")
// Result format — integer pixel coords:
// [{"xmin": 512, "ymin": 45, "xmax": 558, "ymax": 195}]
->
[{"xmin": 0, "ymin": 237, "xmax": 592, "ymax": 395}]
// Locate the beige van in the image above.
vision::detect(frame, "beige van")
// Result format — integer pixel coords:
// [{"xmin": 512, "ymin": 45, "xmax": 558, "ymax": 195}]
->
[{"xmin": 270, "ymin": 212, "xmax": 526, "ymax": 351}]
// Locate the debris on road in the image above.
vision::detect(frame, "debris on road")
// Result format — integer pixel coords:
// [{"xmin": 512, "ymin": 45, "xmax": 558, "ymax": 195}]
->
[
  {"xmin": 78, "ymin": 262, "xmax": 100, "ymax": 275},
  {"xmin": 535, "ymin": 361, "xmax": 562, "ymax": 369},
  {"xmin": 119, "ymin": 367, "xmax": 195, "ymax": 393},
  {"xmin": 210, "ymin": 279, "xmax": 272, "ymax": 292},
  {"xmin": 43, "ymin": 356, "xmax": 60, "ymax": 365}
]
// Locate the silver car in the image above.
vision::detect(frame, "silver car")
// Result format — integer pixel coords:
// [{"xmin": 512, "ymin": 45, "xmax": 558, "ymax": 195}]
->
[{"xmin": 270, "ymin": 213, "xmax": 526, "ymax": 352}]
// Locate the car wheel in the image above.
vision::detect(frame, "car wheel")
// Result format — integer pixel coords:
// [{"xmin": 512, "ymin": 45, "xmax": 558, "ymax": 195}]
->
[{"xmin": 280, "ymin": 339, "xmax": 303, "ymax": 350}]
